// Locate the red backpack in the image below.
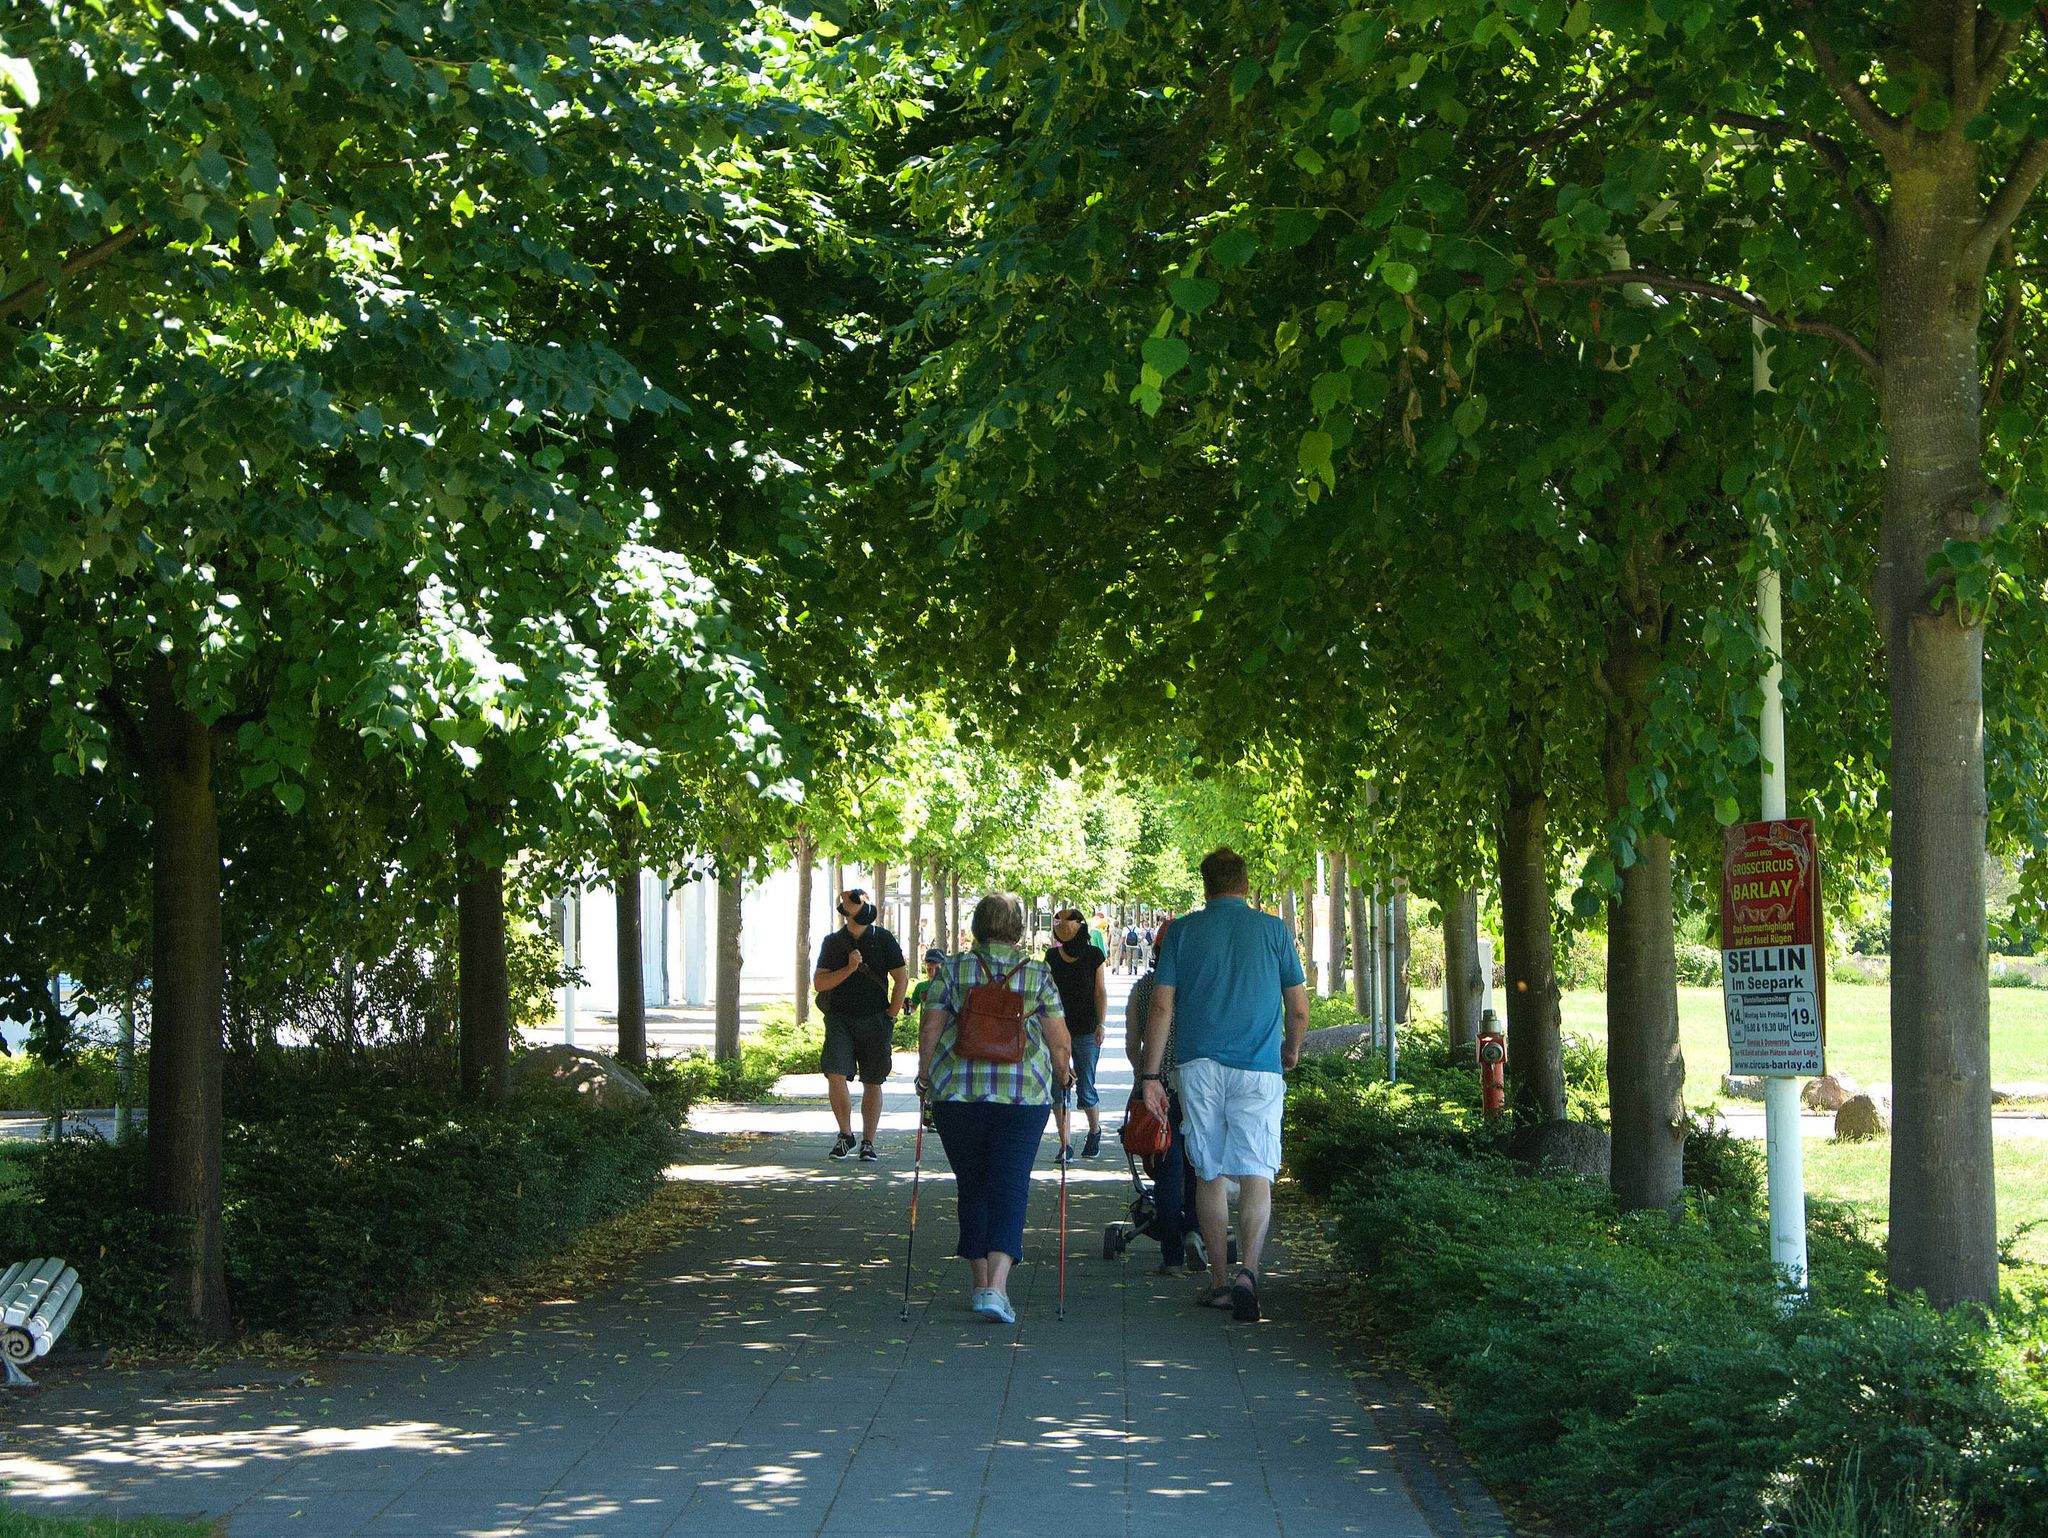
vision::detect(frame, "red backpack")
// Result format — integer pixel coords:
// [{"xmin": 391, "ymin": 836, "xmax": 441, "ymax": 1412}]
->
[{"xmin": 954, "ymin": 955, "xmax": 1027, "ymax": 1063}]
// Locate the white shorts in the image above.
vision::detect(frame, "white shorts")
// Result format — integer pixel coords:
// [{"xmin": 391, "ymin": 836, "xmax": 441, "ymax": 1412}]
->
[{"xmin": 1175, "ymin": 1057, "xmax": 1285, "ymax": 1182}]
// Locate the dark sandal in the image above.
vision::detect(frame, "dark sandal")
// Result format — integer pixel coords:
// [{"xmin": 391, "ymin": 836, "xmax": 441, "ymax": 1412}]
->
[
  {"xmin": 1196, "ymin": 1282, "xmax": 1235, "ymax": 1309},
  {"xmin": 1231, "ymin": 1268, "xmax": 1261, "ymax": 1322}
]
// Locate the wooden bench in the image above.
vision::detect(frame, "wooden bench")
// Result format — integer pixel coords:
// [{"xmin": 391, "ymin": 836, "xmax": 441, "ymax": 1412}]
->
[{"xmin": 2, "ymin": 1258, "xmax": 82, "ymax": 1387}]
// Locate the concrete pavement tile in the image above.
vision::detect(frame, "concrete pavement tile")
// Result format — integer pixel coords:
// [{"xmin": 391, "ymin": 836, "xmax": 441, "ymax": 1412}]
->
[
  {"xmin": 514, "ymin": 1491, "xmax": 686, "ymax": 1537},
  {"xmin": 223, "ymin": 1490, "xmax": 382, "ymax": 1537}
]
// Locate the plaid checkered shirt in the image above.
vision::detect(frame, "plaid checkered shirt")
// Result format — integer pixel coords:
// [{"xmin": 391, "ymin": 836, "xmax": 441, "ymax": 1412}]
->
[{"xmin": 926, "ymin": 943, "xmax": 1065, "ymax": 1105}]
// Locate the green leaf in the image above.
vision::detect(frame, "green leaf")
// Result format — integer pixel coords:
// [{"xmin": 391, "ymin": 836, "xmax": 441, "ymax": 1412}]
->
[
  {"xmin": 1209, "ymin": 228, "xmax": 1258, "ymax": 269},
  {"xmin": 276, "ymin": 782, "xmax": 306, "ymax": 815},
  {"xmin": 1380, "ymin": 261, "xmax": 1418, "ymax": 293},
  {"xmin": 1912, "ymin": 99, "xmax": 1952, "ymax": 133},
  {"xmin": 1298, "ymin": 429, "xmax": 1335, "ymax": 490},
  {"xmin": 1310, "ymin": 371, "xmax": 1351, "ymax": 415},
  {"xmin": 1229, "ymin": 56, "xmax": 1264, "ymax": 100},
  {"xmin": 1169, "ymin": 276, "xmax": 1220, "ymax": 315},
  {"xmin": 1141, "ymin": 335, "xmax": 1189, "ymax": 380}
]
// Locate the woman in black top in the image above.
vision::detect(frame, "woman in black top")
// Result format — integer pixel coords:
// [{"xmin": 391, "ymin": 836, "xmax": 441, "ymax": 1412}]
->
[{"xmin": 1046, "ymin": 908, "xmax": 1109, "ymax": 1159}]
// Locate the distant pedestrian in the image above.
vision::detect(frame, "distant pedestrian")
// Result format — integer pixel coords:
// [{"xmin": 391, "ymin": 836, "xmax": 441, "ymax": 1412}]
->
[
  {"xmin": 1138, "ymin": 849, "xmax": 1308, "ymax": 1322},
  {"xmin": 916, "ymin": 892, "xmax": 1073, "ymax": 1325},
  {"xmin": 1045, "ymin": 909, "xmax": 1108, "ymax": 1161},
  {"xmin": 1121, "ymin": 922, "xmax": 1142, "ymax": 975},
  {"xmin": 814, "ymin": 888, "xmax": 907, "ymax": 1162}
]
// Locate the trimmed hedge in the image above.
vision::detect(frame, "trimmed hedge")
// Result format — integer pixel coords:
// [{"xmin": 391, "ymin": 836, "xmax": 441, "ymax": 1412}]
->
[
  {"xmin": 1287, "ymin": 1050, "xmax": 2048, "ymax": 1537},
  {"xmin": 0, "ymin": 1081, "xmax": 681, "ymax": 1342}
]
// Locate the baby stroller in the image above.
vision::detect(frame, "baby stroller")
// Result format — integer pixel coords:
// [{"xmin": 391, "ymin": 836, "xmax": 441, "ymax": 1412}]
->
[{"xmin": 1101, "ymin": 1146, "xmax": 1237, "ymax": 1267}]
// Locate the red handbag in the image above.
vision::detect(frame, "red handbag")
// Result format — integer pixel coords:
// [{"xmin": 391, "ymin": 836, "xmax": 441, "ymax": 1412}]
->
[{"xmin": 1120, "ymin": 1088, "xmax": 1172, "ymax": 1158}]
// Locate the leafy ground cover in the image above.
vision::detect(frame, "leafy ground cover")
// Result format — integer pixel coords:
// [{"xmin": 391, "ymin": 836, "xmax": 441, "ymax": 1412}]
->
[
  {"xmin": 1287, "ymin": 1047, "xmax": 2048, "ymax": 1538},
  {"xmin": 0, "ymin": 1068, "xmax": 685, "ymax": 1345},
  {"xmin": 0, "ymin": 1514, "xmax": 214, "ymax": 1538}
]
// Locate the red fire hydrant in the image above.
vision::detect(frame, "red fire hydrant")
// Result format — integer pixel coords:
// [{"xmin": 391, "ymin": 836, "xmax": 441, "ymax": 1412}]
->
[{"xmin": 1476, "ymin": 1008, "xmax": 1507, "ymax": 1120}]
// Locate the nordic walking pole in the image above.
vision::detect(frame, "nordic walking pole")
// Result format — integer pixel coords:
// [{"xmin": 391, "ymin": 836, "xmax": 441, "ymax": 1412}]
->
[
  {"xmin": 900, "ymin": 1087, "xmax": 927, "ymax": 1322},
  {"xmin": 1057, "ymin": 1075, "xmax": 1071, "ymax": 1322}
]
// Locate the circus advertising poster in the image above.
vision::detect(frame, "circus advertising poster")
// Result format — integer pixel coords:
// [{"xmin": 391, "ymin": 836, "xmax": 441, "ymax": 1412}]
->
[{"xmin": 1720, "ymin": 819, "xmax": 1825, "ymax": 1077}]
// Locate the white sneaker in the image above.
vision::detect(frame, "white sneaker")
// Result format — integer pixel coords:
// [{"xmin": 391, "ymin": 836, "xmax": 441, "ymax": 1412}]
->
[
  {"xmin": 969, "ymin": 1287, "xmax": 995, "ymax": 1314},
  {"xmin": 977, "ymin": 1290, "xmax": 1016, "ymax": 1325}
]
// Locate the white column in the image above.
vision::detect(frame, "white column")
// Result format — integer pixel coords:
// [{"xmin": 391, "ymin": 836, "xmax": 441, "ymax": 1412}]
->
[
  {"xmin": 559, "ymin": 890, "xmax": 579, "ymax": 1046},
  {"xmin": 1756, "ymin": 317, "xmax": 1808, "ymax": 1293}
]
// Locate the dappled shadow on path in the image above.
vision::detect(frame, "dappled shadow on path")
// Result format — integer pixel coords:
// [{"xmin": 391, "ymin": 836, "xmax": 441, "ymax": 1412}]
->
[{"xmin": 1, "ymin": 1116, "xmax": 1434, "ymax": 1538}]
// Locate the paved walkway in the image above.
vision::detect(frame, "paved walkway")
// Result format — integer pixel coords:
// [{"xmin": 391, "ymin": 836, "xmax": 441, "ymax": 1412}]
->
[{"xmin": 1, "ymin": 982, "xmax": 1508, "ymax": 1538}]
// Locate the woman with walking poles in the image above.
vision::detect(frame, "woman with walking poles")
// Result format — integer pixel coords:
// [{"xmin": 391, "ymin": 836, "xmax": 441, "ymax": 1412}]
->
[{"xmin": 913, "ymin": 892, "xmax": 1073, "ymax": 1325}]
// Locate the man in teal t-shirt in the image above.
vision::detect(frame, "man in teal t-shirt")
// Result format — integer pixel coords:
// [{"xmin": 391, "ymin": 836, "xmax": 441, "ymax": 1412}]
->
[{"xmin": 1138, "ymin": 847, "xmax": 1308, "ymax": 1322}]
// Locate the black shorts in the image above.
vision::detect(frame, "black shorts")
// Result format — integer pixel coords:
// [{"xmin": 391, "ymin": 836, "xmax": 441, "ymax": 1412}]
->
[{"xmin": 822, "ymin": 1010, "xmax": 894, "ymax": 1084}]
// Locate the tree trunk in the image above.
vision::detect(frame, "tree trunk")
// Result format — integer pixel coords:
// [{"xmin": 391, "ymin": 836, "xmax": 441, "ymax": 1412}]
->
[
  {"xmin": 457, "ymin": 857, "xmax": 512, "ymax": 1105},
  {"xmin": 830, "ymin": 860, "xmax": 843, "ymax": 909},
  {"xmin": 144, "ymin": 678, "xmax": 230, "ymax": 1341},
  {"xmin": 1443, "ymin": 885, "xmax": 1484, "ymax": 1051},
  {"xmin": 909, "ymin": 859, "xmax": 923, "ymax": 957},
  {"xmin": 1350, "ymin": 877, "xmax": 1370, "ymax": 1015},
  {"xmin": 1280, "ymin": 887, "xmax": 1299, "ymax": 979},
  {"xmin": 614, "ymin": 816, "xmax": 646, "ymax": 1070},
  {"xmin": 1601, "ymin": 569, "xmax": 1685, "ymax": 1213},
  {"xmin": 949, "ymin": 869, "xmax": 961, "ymax": 952},
  {"xmin": 715, "ymin": 868, "xmax": 743, "ymax": 1062},
  {"xmin": 1391, "ymin": 883, "xmax": 1410, "ymax": 1021},
  {"xmin": 1327, "ymin": 849, "xmax": 1348, "ymax": 997},
  {"xmin": 873, "ymin": 863, "xmax": 887, "ymax": 928},
  {"xmin": 794, "ymin": 828, "xmax": 814, "ymax": 1025},
  {"xmin": 1499, "ymin": 763, "xmax": 1566, "ymax": 1122},
  {"xmin": 1876, "ymin": 144, "xmax": 2000, "ymax": 1309},
  {"xmin": 1300, "ymin": 882, "xmax": 1320, "ymax": 996}
]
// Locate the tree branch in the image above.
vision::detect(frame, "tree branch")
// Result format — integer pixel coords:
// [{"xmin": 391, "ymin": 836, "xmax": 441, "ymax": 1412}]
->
[
  {"xmin": 1506, "ymin": 268, "xmax": 1882, "ymax": 377},
  {"xmin": 0, "ymin": 223, "xmax": 149, "ymax": 323},
  {"xmin": 1464, "ymin": 83, "xmax": 1655, "ymax": 235},
  {"xmin": 1712, "ymin": 109, "xmax": 1887, "ymax": 243},
  {"xmin": 1967, "ymin": 134, "xmax": 2048, "ymax": 270},
  {"xmin": 1793, "ymin": 5, "xmax": 1906, "ymax": 154}
]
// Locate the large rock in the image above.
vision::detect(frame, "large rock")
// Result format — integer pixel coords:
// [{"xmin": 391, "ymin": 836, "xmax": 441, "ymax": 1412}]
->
[
  {"xmin": 1721, "ymin": 1074, "xmax": 1768, "ymax": 1101},
  {"xmin": 1834, "ymin": 1094, "xmax": 1891, "ymax": 1140},
  {"xmin": 1802, "ymin": 1073, "xmax": 1861, "ymax": 1112},
  {"xmin": 1300, "ymin": 1024, "xmax": 1375, "ymax": 1059},
  {"xmin": 1991, "ymin": 1080, "xmax": 2048, "ymax": 1105},
  {"xmin": 1508, "ymin": 1120, "xmax": 1612, "ymax": 1185},
  {"xmin": 512, "ymin": 1045, "xmax": 653, "ymax": 1110}
]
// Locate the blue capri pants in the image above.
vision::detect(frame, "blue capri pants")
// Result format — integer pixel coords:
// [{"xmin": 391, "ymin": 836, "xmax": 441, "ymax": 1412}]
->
[
  {"xmin": 1056, "ymin": 1033, "xmax": 1102, "ymax": 1111},
  {"xmin": 932, "ymin": 1100, "xmax": 1051, "ymax": 1261}
]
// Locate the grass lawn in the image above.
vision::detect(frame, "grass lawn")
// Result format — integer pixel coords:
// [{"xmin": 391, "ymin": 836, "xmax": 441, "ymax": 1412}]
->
[
  {"xmin": 0, "ymin": 1513, "xmax": 214, "ymax": 1538},
  {"xmin": 1561, "ymin": 980, "xmax": 2048, "ymax": 1269},
  {"xmin": 1559, "ymin": 980, "xmax": 2048, "ymax": 1107},
  {"xmin": 1801, "ymin": 1136, "xmax": 2048, "ymax": 1270}
]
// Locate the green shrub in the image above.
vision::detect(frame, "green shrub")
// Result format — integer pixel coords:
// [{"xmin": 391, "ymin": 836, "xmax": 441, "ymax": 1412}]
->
[
  {"xmin": 0, "ymin": 1084, "xmax": 680, "ymax": 1343},
  {"xmin": 641, "ymin": 1006, "xmax": 826, "ymax": 1108},
  {"xmin": 1562, "ymin": 1030, "xmax": 1610, "ymax": 1125},
  {"xmin": 0, "ymin": 1046, "xmax": 132, "ymax": 1113},
  {"xmin": 1308, "ymin": 994, "xmax": 1364, "ymax": 1032},
  {"xmin": 1406, "ymin": 925, "xmax": 1446, "ymax": 989},
  {"xmin": 1286, "ymin": 1056, "xmax": 2048, "ymax": 1538},
  {"xmin": 1675, "ymin": 942, "xmax": 1723, "ymax": 987},
  {"xmin": 1683, "ymin": 1110, "xmax": 1766, "ymax": 1204},
  {"xmin": 1557, "ymin": 926, "xmax": 1609, "ymax": 989}
]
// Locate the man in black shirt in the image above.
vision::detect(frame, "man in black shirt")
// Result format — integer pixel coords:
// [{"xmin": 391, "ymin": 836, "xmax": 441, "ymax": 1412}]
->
[{"xmin": 813, "ymin": 888, "xmax": 907, "ymax": 1161}]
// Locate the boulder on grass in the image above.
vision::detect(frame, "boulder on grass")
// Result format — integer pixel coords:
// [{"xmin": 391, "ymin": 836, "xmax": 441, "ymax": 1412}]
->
[
  {"xmin": 1300, "ymin": 1024, "xmax": 1374, "ymax": 1060},
  {"xmin": 513, "ymin": 1045, "xmax": 652, "ymax": 1110},
  {"xmin": 1721, "ymin": 1074, "xmax": 1768, "ymax": 1101},
  {"xmin": 1834, "ymin": 1093, "xmax": 1891, "ymax": 1140},
  {"xmin": 1508, "ymin": 1120, "xmax": 1612, "ymax": 1185},
  {"xmin": 1802, "ymin": 1073, "xmax": 1861, "ymax": 1112},
  {"xmin": 1991, "ymin": 1080, "xmax": 2048, "ymax": 1105}
]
